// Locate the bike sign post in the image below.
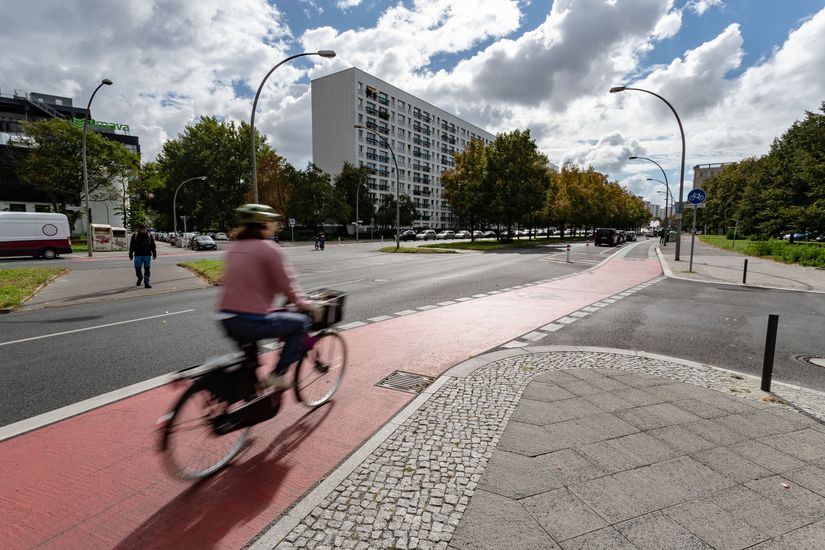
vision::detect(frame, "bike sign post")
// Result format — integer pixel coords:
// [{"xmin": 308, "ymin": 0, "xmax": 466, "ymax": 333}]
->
[
  {"xmin": 289, "ymin": 218, "xmax": 296, "ymax": 242},
  {"xmin": 687, "ymin": 188, "xmax": 707, "ymax": 272}
]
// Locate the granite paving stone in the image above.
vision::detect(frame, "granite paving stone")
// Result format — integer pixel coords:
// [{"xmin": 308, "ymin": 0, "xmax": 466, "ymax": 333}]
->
[
  {"xmin": 745, "ymin": 475, "xmax": 825, "ymax": 522},
  {"xmin": 616, "ymin": 511, "xmax": 713, "ymax": 550},
  {"xmin": 726, "ymin": 440, "xmax": 807, "ymax": 473},
  {"xmin": 690, "ymin": 447, "xmax": 773, "ymax": 483},
  {"xmin": 576, "ymin": 432, "xmax": 681, "ymax": 473},
  {"xmin": 747, "ymin": 520, "xmax": 825, "ymax": 550},
  {"xmin": 510, "ymin": 397, "xmax": 602, "ymax": 425},
  {"xmin": 648, "ymin": 425, "xmax": 716, "ymax": 453},
  {"xmin": 758, "ymin": 428, "xmax": 825, "ymax": 461},
  {"xmin": 559, "ymin": 527, "xmax": 639, "ymax": 550},
  {"xmin": 662, "ymin": 498, "xmax": 767, "ymax": 550},
  {"xmin": 784, "ymin": 465, "xmax": 825, "ymax": 497},
  {"xmin": 521, "ymin": 382, "xmax": 577, "ymax": 403},
  {"xmin": 520, "ymin": 487, "xmax": 608, "ymax": 542},
  {"xmin": 541, "ymin": 413, "xmax": 639, "ymax": 448},
  {"xmin": 708, "ymin": 484, "xmax": 807, "ymax": 538}
]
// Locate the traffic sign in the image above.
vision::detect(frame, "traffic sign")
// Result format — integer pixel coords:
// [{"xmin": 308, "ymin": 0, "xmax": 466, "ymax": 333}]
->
[
  {"xmin": 687, "ymin": 188, "xmax": 707, "ymax": 205},
  {"xmin": 289, "ymin": 218, "xmax": 296, "ymax": 227}
]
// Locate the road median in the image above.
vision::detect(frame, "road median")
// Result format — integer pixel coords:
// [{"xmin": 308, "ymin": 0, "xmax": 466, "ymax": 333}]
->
[
  {"xmin": 178, "ymin": 259, "xmax": 223, "ymax": 284},
  {"xmin": 0, "ymin": 267, "xmax": 67, "ymax": 312}
]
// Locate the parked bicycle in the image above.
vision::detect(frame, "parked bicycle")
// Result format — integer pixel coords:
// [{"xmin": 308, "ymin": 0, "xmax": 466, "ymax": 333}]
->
[{"xmin": 158, "ymin": 289, "xmax": 347, "ymax": 480}]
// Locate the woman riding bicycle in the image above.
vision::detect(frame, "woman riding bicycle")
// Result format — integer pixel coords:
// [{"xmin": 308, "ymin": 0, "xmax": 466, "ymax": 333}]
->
[{"xmin": 217, "ymin": 204, "xmax": 311, "ymax": 391}]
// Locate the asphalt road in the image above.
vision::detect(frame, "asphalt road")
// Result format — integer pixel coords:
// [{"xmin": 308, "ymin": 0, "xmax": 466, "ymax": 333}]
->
[
  {"xmin": 537, "ymin": 276, "xmax": 825, "ymax": 391},
  {"xmin": 0, "ymin": 239, "xmax": 616, "ymax": 425}
]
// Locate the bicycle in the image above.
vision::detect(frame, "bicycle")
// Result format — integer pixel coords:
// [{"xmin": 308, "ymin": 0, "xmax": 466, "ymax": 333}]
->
[
  {"xmin": 314, "ymin": 239, "xmax": 325, "ymax": 251},
  {"xmin": 158, "ymin": 289, "xmax": 347, "ymax": 480}
]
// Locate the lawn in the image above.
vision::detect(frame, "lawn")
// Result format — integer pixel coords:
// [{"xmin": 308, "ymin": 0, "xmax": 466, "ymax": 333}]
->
[
  {"xmin": 699, "ymin": 235, "xmax": 825, "ymax": 268},
  {"xmin": 0, "ymin": 267, "xmax": 67, "ymax": 310},
  {"xmin": 178, "ymin": 259, "xmax": 224, "ymax": 284},
  {"xmin": 379, "ymin": 246, "xmax": 456, "ymax": 253}
]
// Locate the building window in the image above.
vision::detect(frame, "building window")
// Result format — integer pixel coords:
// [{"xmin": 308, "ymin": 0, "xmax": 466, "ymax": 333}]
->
[
  {"xmin": 9, "ymin": 203, "xmax": 26, "ymax": 212},
  {"xmin": 34, "ymin": 204, "xmax": 51, "ymax": 212}
]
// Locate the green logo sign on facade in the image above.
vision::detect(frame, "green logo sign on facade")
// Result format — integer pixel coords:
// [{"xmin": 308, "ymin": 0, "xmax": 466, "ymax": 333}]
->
[{"xmin": 71, "ymin": 116, "xmax": 130, "ymax": 133}]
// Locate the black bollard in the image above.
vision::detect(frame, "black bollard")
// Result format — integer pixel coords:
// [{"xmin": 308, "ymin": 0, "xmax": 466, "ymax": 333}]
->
[
  {"xmin": 743, "ymin": 259, "xmax": 748, "ymax": 284},
  {"xmin": 761, "ymin": 314, "xmax": 779, "ymax": 392}
]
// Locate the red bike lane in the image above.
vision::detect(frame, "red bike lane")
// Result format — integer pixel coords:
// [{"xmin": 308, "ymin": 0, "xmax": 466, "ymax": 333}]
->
[{"xmin": 0, "ymin": 257, "xmax": 661, "ymax": 549}]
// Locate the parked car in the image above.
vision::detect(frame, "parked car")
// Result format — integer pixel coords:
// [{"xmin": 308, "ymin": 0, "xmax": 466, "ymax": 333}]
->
[
  {"xmin": 416, "ymin": 229, "xmax": 437, "ymax": 240},
  {"xmin": 214, "ymin": 232, "xmax": 228, "ymax": 241},
  {"xmin": 399, "ymin": 230, "xmax": 417, "ymax": 241},
  {"xmin": 594, "ymin": 228, "xmax": 618, "ymax": 247},
  {"xmin": 190, "ymin": 235, "xmax": 217, "ymax": 251},
  {"xmin": 454, "ymin": 230, "xmax": 471, "ymax": 239},
  {"xmin": 625, "ymin": 230, "xmax": 637, "ymax": 242},
  {"xmin": 436, "ymin": 230, "xmax": 455, "ymax": 240},
  {"xmin": 472, "ymin": 230, "xmax": 484, "ymax": 239},
  {"xmin": 482, "ymin": 230, "xmax": 497, "ymax": 238}
]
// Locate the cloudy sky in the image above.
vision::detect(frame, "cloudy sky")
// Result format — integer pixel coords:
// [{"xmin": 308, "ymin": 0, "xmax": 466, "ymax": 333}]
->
[{"xmin": 3, "ymin": 0, "xmax": 824, "ymax": 208}]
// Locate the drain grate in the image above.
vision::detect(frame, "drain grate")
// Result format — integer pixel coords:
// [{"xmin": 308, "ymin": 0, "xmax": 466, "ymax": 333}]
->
[
  {"xmin": 796, "ymin": 354, "xmax": 825, "ymax": 368},
  {"xmin": 376, "ymin": 371, "xmax": 435, "ymax": 394}
]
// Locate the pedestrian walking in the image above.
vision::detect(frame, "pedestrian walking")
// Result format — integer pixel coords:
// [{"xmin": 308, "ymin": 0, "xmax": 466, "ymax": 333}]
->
[{"xmin": 129, "ymin": 224, "xmax": 157, "ymax": 288}]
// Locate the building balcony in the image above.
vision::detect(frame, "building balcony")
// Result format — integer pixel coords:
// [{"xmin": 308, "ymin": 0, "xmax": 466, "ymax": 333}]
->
[
  {"xmin": 366, "ymin": 153, "xmax": 377, "ymax": 160},
  {"xmin": 378, "ymin": 110, "xmax": 390, "ymax": 120},
  {"xmin": 378, "ymin": 155, "xmax": 390, "ymax": 163},
  {"xmin": 378, "ymin": 126, "xmax": 389, "ymax": 134},
  {"xmin": 365, "ymin": 107, "xmax": 377, "ymax": 115},
  {"xmin": 366, "ymin": 138, "xmax": 378, "ymax": 145},
  {"xmin": 377, "ymin": 169, "xmax": 390, "ymax": 177},
  {"xmin": 378, "ymin": 95, "xmax": 389, "ymax": 105}
]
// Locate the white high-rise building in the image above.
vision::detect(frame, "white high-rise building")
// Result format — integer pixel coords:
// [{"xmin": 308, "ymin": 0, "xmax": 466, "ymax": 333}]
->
[{"xmin": 311, "ymin": 67, "xmax": 494, "ymax": 229}]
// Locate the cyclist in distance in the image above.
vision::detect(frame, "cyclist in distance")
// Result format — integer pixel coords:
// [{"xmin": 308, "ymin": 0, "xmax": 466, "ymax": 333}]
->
[
  {"xmin": 217, "ymin": 204, "xmax": 311, "ymax": 391},
  {"xmin": 315, "ymin": 231, "xmax": 325, "ymax": 250}
]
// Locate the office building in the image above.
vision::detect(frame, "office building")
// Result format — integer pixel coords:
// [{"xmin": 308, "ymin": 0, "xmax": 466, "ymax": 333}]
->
[
  {"xmin": 311, "ymin": 67, "xmax": 494, "ymax": 229},
  {"xmin": 0, "ymin": 88, "xmax": 140, "ymax": 234}
]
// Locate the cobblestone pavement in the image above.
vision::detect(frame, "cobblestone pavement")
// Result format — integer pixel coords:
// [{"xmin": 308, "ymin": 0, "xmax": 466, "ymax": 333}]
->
[{"xmin": 250, "ymin": 350, "xmax": 825, "ymax": 549}]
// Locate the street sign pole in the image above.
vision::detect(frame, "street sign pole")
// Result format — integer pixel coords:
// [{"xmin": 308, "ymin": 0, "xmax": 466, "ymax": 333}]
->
[{"xmin": 687, "ymin": 188, "xmax": 706, "ymax": 272}]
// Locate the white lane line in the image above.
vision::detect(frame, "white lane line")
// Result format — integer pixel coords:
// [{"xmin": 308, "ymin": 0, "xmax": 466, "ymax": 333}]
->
[
  {"xmin": 337, "ymin": 321, "xmax": 368, "ymax": 330},
  {"xmin": 471, "ymin": 294, "xmax": 488, "ymax": 298},
  {"xmin": 368, "ymin": 315, "xmax": 394, "ymax": 322},
  {"xmin": 522, "ymin": 331, "xmax": 546, "ymax": 342},
  {"xmin": 394, "ymin": 310, "xmax": 417, "ymax": 316},
  {"xmin": 502, "ymin": 340, "xmax": 529, "ymax": 348},
  {"xmin": 417, "ymin": 305, "xmax": 438, "ymax": 311},
  {"xmin": 437, "ymin": 301, "xmax": 457, "ymax": 306},
  {"xmin": 455, "ymin": 297, "xmax": 473, "ymax": 302},
  {"xmin": 541, "ymin": 323, "xmax": 564, "ymax": 332},
  {"xmin": 0, "ymin": 309, "xmax": 196, "ymax": 347},
  {"xmin": 556, "ymin": 316, "xmax": 578, "ymax": 324},
  {"xmin": 570, "ymin": 311, "xmax": 590, "ymax": 318},
  {"xmin": 0, "ymin": 372, "xmax": 174, "ymax": 442}
]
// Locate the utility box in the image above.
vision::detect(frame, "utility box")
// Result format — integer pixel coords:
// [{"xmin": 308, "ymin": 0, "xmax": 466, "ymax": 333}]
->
[
  {"xmin": 111, "ymin": 227, "xmax": 128, "ymax": 251},
  {"xmin": 91, "ymin": 224, "xmax": 113, "ymax": 252}
]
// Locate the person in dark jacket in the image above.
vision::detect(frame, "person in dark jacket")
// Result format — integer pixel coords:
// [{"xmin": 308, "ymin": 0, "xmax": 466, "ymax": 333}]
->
[{"xmin": 129, "ymin": 225, "xmax": 157, "ymax": 288}]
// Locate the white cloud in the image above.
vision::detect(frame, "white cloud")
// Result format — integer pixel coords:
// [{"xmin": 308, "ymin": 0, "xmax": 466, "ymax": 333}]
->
[
  {"xmin": 686, "ymin": 0, "xmax": 724, "ymax": 16},
  {"xmin": 337, "ymin": 0, "xmax": 362, "ymax": 8},
  {"xmin": 562, "ymin": 133, "xmax": 645, "ymax": 177}
]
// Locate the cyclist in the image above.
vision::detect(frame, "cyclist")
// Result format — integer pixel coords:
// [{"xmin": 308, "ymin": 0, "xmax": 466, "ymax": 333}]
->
[
  {"xmin": 315, "ymin": 232, "xmax": 325, "ymax": 251},
  {"xmin": 217, "ymin": 204, "xmax": 311, "ymax": 391}
]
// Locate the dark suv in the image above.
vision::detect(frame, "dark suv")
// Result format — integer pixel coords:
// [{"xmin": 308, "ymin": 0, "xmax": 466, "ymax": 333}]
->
[
  {"xmin": 595, "ymin": 228, "xmax": 618, "ymax": 246},
  {"xmin": 399, "ymin": 230, "xmax": 417, "ymax": 242}
]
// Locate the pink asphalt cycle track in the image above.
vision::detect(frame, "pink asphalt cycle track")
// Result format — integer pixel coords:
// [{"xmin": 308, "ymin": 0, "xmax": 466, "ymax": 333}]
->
[{"xmin": 0, "ymin": 255, "xmax": 661, "ymax": 549}]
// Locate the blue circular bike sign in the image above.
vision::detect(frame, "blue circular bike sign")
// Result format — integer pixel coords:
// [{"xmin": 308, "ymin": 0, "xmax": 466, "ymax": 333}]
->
[{"xmin": 687, "ymin": 188, "xmax": 707, "ymax": 205}]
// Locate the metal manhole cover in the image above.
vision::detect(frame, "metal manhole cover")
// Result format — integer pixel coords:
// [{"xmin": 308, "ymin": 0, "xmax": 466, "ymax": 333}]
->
[
  {"xmin": 795, "ymin": 354, "xmax": 825, "ymax": 367},
  {"xmin": 376, "ymin": 371, "xmax": 434, "ymax": 394}
]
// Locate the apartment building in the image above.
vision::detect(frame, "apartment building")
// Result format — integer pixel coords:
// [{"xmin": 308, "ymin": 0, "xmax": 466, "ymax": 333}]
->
[
  {"xmin": 311, "ymin": 67, "xmax": 494, "ymax": 229},
  {"xmin": 693, "ymin": 162, "xmax": 734, "ymax": 189}
]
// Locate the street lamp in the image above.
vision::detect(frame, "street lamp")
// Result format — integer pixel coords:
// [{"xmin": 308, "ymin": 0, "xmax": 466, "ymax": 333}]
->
[
  {"xmin": 173, "ymin": 176, "xmax": 207, "ymax": 239},
  {"xmin": 650, "ymin": 178, "xmax": 675, "ymax": 246},
  {"xmin": 82, "ymin": 78, "xmax": 113, "ymax": 257},
  {"xmin": 354, "ymin": 124, "xmax": 400, "ymax": 250},
  {"xmin": 611, "ymin": 85, "xmax": 686, "ymax": 260},
  {"xmin": 250, "ymin": 50, "xmax": 336, "ymax": 203}
]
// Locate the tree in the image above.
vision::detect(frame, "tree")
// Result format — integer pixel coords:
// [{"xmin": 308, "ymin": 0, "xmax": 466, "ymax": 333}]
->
[
  {"xmin": 442, "ymin": 139, "xmax": 488, "ymax": 241},
  {"xmin": 333, "ymin": 162, "xmax": 373, "ymax": 228},
  {"xmin": 18, "ymin": 118, "xmax": 139, "ymax": 232},
  {"xmin": 254, "ymin": 148, "xmax": 291, "ymax": 217},
  {"xmin": 286, "ymin": 164, "xmax": 345, "ymax": 233},
  {"xmin": 376, "ymin": 194, "xmax": 418, "ymax": 229},
  {"xmin": 485, "ymin": 130, "xmax": 550, "ymax": 238}
]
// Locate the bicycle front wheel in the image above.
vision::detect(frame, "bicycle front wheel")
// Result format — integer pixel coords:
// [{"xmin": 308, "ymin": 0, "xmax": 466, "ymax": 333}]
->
[
  {"xmin": 295, "ymin": 331, "xmax": 347, "ymax": 407},
  {"xmin": 161, "ymin": 381, "xmax": 251, "ymax": 480}
]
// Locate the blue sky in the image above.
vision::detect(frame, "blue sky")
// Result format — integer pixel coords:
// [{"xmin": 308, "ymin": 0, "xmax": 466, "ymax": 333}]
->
[{"xmin": 3, "ymin": 0, "xmax": 824, "ymax": 208}]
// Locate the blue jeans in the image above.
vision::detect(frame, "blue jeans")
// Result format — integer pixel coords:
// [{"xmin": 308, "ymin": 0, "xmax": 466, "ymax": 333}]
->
[
  {"xmin": 220, "ymin": 312, "xmax": 310, "ymax": 375},
  {"xmin": 134, "ymin": 256, "xmax": 152, "ymax": 285}
]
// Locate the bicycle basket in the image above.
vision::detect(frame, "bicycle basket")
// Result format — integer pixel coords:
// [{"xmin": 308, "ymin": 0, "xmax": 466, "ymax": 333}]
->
[{"xmin": 306, "ymin": 288, "xmax": 347, "ymax": 330}]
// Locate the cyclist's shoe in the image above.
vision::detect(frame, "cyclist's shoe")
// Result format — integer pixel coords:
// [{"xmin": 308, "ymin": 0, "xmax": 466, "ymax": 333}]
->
[{"xmin": 265, "ymin": 373, "xmax": 293, "ymax": 391}]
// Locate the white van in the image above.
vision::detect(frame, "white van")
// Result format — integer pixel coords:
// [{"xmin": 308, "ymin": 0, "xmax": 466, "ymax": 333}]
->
[{"xmin": 0, "ymin": 212, "xmax": 73, "ymax": 259}]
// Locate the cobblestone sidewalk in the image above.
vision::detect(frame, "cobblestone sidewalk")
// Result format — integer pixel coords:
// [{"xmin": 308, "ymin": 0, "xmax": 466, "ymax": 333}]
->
[{"xmin": 248, "ymin": 349, "xmax": 825, "ymax": 549}]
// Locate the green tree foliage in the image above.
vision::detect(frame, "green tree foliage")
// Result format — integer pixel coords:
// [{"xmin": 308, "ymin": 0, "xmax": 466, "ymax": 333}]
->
[
  {"xmin": 152, "ymin": 116, "xmax": 267, "ymax": 231},
  {"xmin": 333, "ymin": 162, "xmax": 374, "ymax": 226},
  {"xmin": 376, "ymin": 194, "xmax": 418, "ymax": 229},
  {"xmin": 18, "ymin": 118, "xmax": 139, "ymax": 231},
  {"xmin": 286, "ymin": 164, "xmax": 346, "ymax": 232},
  {"xmin": 703, "ymin": 104, "xmax": 825, "ymax": 238},
  {"xmin": 442, "ymin": 139, "xmax": 489, "ymax": 240},
  {"xmin": 485, "ymin": 130, "xmax": 551, "ymax": 237}
]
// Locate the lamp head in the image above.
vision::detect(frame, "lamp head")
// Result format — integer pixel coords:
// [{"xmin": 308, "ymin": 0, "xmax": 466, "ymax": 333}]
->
[
  {"xmin": 102, "ymin": 79, "xmax": 113, "ymax": 86},
  {"xmin": 354, "ymin": 124, "xmax": 365, "ymax": 129},
  {"xmin": 317, "ymin": 50, "xmax": 336, "ymax": 58},
  {"xmin": 609, "ymin": 86, "xmax": 626, "ymax": 93},
  {"xmin": 198, "ymin": 176, "xmax": 207, "ymax": 181},
  {"xmin": 646, "ymin": 178, "xmax": 653, "ymax": 181},
  {"xmin": 629, "ymin": 156, "xmax": 638, "ymax": 160}
]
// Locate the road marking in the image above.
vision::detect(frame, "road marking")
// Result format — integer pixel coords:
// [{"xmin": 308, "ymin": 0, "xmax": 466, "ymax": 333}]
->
[
  {"xmin": 437, "ymin": 301, "xmax": 457, "ymax": 306},
  {"xmin": 0, "ymin": 372, "xmax": 175, "ymax": 442},
  {"xmin": 522, "ymin": 332, "xmax": 546, "ymax": 342},
  {"xmin": 556, "ymin": 316, "xmax": 578, "ymax": 324},
  {"xmin": 394, "ymin": 310, "xmax": 417, "ymax": 316},
  {"xmin": 368, "ymin": 315, "xmax": 394, "ymax": 322},
  {"xmin": 416, "ymin": 305, "xmax": 438, "ymax": 311},
  {"xmin": 541, "ymin": 323, "xmax": 564, "ymax": 332},
  {"xmin": 337, "ymin": 321, "xmax": 368, "ymax": 330},
  {"xmin": 0, "ymin": 309, "xmax": 196, "ymax": 347},
  {"xmin": 502, "ymin": 340, "xmax": 529, "ymax": 348}
]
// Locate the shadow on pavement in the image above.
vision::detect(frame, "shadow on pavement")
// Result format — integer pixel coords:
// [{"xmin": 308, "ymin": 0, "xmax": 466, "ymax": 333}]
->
[{"xmin": 113, "ymin": 403, "xmax": 333, "ymax": 550}]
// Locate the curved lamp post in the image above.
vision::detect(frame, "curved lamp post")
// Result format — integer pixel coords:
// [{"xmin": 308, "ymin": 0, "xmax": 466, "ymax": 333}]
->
[
  {"xmin": 82, "ymin": 78, "xmax": 113, "ymax": 257},
  {"xmin": 650, "ymin": 178, "xmax": 675, "ymax": 246},
  {"xmin": 611, "ymin": 86, "xmax": 686, "ymax": 260},
  {"xmin": 173, "ymin": 176, "xmax": 207, "ymax": 239},
  {"xmin": 250, "ymin": 50, "xmax": 336, "ymax": 203},
  {"xmin": 354, "ymin": 124, "xmax": 400, "ymax": 250}
]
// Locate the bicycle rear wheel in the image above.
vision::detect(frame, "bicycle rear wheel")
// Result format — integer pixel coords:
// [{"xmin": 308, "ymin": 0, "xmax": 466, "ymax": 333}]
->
[
  {"xmin": 161, "ymin": 380, "xmax": 251, "ymax": 480},
  {"xmin": 294, "ymin": 331, "xmax": 346, "ymax": 407}
]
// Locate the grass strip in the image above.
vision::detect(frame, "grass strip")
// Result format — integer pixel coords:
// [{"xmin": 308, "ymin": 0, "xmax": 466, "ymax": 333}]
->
[
  {"xmin": 379, "ymin": 246, "xmax": 456, "ymax": 253},
  {"xmin": 699, "ymin": 235, "xmax": 825, "ymax": 268},
  {"xmin": 178, "ymin": 259, "xmax": 224, "ymax": 284},
  {"xmin": 0, "ymin": 267, "xmax": 67, "ymax": 310}
]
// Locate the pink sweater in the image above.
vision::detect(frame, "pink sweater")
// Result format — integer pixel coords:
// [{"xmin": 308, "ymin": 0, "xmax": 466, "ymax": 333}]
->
[{"xmin": 217, "ymin": 239, "xmax": 304, "ymax": 315}]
